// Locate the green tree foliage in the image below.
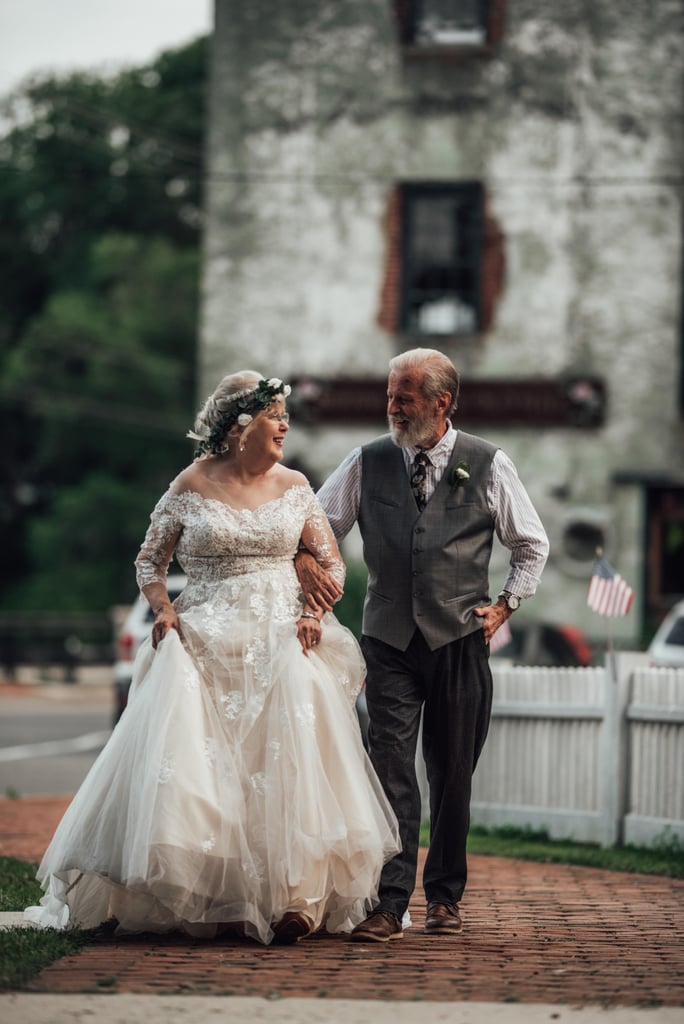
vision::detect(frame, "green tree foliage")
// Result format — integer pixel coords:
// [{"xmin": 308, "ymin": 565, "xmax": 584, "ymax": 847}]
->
[{"xmin": 0, "ymin": 38, "xmax": 207, "ymax": 610}]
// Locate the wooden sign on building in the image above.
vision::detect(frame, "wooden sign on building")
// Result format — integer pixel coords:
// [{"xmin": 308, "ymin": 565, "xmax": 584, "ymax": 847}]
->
[{"xmin": 289, "ymin": 376, "xmax": 606, "ymax": 429}]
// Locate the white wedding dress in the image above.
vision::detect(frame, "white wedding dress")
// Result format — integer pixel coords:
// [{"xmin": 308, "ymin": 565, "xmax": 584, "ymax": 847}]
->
[{"xmin": 25, "ymin": 484, "xmax": 400, "ymax": 944}]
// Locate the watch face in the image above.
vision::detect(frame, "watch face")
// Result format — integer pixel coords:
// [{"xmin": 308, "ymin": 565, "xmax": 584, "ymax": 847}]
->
[{"xmin": 507, "ymin": 595, "xmax": 520, "ymax": 610}]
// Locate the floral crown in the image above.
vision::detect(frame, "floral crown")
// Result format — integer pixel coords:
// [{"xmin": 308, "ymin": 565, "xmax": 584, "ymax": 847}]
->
[{"xmin": 188, "ymin": 377, "xmax": 291, "ymax": 456}]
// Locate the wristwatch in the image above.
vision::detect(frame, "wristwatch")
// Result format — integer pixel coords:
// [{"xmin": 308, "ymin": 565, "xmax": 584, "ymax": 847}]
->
[{"xmin": 498, "ymin": 591, "xmax": 521, "ymax": 612}]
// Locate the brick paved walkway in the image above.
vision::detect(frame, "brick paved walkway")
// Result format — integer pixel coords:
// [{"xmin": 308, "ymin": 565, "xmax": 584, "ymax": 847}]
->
[{"xmin": 2, "ymin": 797, "xmax": 683, "ymax": 1006}]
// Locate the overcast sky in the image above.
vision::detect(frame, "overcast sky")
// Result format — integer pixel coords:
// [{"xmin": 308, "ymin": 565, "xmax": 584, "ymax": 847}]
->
[{"xmin": 0, "ymin": 0, "xmax": 213, "ymax": 99}]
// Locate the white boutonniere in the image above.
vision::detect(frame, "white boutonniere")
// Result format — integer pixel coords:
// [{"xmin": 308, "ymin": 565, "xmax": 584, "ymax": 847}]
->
[{"xmin": 450, "ymin": 461, "xmax": 470, "ymax": 487}]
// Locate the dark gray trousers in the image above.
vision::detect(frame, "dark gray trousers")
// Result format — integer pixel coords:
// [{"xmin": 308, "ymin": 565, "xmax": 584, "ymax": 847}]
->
[{"xmin": 361, "ymin": 628, "xmax": 493, "ymax": 920}]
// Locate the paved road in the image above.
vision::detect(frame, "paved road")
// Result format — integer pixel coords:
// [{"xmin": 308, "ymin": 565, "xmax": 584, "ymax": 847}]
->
[{"xmin": 0, "ymin": 680, "xmax": 112, "ymax": 797}]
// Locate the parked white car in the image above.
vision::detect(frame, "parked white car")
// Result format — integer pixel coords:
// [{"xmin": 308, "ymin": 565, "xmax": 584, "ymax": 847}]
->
[
  {"xmin": 113, "ymin": 574, "xmax": 187, "ymax": 723},
  {"xmin": 647, "ymin": 600, "xmax": 684, "ymax": 668}
]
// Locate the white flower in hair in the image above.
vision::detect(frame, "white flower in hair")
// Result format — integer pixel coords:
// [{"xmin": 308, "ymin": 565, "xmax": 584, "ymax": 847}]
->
[
  {"xmin": 264, "ymin": 377, "xmax": 291, "ymax": 398},
  {"xmin": 190, "ymin": 376, "xmax": 292, "ymax": 456}
]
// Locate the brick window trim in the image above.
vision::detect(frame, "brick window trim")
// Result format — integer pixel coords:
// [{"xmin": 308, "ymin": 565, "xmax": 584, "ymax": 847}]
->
[{"xmin": 394, "ymin": 0, "xmax": 507, "ymax": 59}]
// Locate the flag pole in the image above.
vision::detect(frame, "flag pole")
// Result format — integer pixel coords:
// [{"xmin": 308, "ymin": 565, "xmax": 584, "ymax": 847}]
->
[
  {"xmin": 596, "ymin": 547, "xmax": 618, "ymax": 685},
  {"xmin": 587, "ymin": 545, "xmax": 633, "ymax": 684},
  {"xmin": 587, "ymin": 547, "xmax": 633, "ymax": 845},
  {"xmin": 606, "ymin": 617, "xmax": 617, "ymax": 685}
]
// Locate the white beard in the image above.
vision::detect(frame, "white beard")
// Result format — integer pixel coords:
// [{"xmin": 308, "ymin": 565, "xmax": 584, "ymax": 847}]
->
[{"xmin": 388, "ymin": 410, "xmax": 441, "ymax": 449}]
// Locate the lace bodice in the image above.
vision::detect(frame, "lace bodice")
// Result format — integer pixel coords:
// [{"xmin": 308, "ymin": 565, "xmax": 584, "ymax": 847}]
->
[{"xmin": 135, "ymin": 484, "xmax": 345, "ymax": 594}]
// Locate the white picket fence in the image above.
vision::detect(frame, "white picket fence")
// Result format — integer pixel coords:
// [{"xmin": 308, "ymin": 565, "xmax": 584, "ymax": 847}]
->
[{"xmin": 418, "ymin": 655, "xmax": 684, "ymax": 849}]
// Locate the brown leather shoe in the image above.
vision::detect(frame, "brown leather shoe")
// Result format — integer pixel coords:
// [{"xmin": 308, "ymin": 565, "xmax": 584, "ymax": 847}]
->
[
  {"xmin": 351, "ymin": 910, "xmax": 403, "ymax": 943},
  {"xmin": 272, "ymin": 911, "xmax": 314, "ymax": 944},
  {"xmin": 425, "ymin": 901, "xmax": 463, "ymax": 934}
]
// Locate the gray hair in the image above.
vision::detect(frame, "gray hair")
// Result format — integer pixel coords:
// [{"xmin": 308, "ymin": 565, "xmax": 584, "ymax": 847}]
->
[
  {"xmin": 389, "ymin": 348, "xmax": 460, "ymax": 415},
  {"xmin": 190, "ymin": 370, "xmax": 263, "ymax": 452}
]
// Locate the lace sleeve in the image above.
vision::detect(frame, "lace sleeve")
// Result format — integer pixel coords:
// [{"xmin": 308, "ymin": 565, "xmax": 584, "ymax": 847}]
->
[
  {"xmin": 300, "ymin": 489, "xmax": 346, "ymax": 590},
  {"xmin": 134, "ymin": 490, "xmax": 183, "ymax": 590}
]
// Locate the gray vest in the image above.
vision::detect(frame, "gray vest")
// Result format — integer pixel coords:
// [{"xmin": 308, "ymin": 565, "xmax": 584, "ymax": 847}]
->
[{"xmin": 358, "ymin": 431, "xmax": 498, "ymax": 652}]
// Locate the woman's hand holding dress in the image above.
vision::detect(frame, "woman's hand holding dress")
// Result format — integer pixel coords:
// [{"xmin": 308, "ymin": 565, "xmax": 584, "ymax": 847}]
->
[
  {"xmin": 151, "ymin": 603, "xmax": 182, "ymax": 648},
  {"xmin": 296, "ymin": 610, "xmax": 322, "ymax": 654}
]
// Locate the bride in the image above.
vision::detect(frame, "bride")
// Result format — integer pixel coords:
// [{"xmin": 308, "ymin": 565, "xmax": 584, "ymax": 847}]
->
[{"xmin": 25, "ymin": 371, "xmax": 400, "ymax": 945}]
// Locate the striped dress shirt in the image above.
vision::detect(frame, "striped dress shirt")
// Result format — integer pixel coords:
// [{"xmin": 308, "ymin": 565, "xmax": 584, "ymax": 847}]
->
[{"xmin": 317, "ymin": 423, "xmax": 549, "ymax": 600}]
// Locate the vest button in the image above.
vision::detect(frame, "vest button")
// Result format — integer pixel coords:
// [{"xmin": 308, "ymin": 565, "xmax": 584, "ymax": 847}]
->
[{"xmin": 415, "ymin": 527, "xmax": 424, "ymax": 533}]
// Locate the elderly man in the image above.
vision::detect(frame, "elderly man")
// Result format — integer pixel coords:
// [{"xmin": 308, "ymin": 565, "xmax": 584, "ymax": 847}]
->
[{"xmin": 298, "ymin": 348, "xmax": 549, "ymax": 942}]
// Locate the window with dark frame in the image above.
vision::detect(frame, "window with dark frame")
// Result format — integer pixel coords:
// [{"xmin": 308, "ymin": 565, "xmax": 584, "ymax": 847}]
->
[
  {"xmin": 400, "ymin": 182, "xmax": 484, "ymax": 336},
  {"xmin": 413, "ymin": 0, "xmax": 488, "ymax": 47},
  {"xmin": 395, "ymin": 0, "xmax": 505, "ymax": 54},
  {"xmin": 646, "ymin": 486, "xmax": 684, "ymax": 617}
]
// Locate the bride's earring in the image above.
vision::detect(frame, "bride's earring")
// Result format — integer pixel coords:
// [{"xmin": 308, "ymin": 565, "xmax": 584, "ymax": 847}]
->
[{"xmin": 239, "ymin": 439, "xmax": 246, "ymax": 453}]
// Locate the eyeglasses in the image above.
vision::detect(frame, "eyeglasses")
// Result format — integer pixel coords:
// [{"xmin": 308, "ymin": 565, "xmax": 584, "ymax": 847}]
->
[{"xmin": 266, "ymin": 412, "xmax": 290, "ymax": 423}]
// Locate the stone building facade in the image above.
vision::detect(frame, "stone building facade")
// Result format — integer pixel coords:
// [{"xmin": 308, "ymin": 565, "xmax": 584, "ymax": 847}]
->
[{"xmin": 200, "ymin": 0, "xmax": 684, "ymax": 647}]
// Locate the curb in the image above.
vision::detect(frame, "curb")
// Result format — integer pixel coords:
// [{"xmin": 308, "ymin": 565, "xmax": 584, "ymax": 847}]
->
[{"xmin": 1, "ymin": 995, "xmax": 683, "ymax": 1024}]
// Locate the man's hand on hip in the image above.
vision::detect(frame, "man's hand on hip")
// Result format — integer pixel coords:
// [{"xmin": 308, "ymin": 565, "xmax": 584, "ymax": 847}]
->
[{"xmin": 474, "ymin": 599, "xmax": 510, "ymax": 645}]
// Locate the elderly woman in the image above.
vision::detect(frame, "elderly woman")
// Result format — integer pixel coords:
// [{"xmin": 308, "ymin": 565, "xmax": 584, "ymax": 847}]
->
[{"xmin": 26, "ymin": 371, "xmax": 399, "ymax": 945}]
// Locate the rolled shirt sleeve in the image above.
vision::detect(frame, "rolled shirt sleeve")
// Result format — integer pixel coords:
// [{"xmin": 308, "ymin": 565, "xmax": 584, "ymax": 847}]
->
[{"xmin": 489, "ymin": 449, "xmax": 549, "ymax": 598}]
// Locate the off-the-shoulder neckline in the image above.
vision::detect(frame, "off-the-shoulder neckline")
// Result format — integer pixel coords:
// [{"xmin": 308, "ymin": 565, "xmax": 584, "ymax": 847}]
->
[{"xmin": 164, "ymin": 482, "xmax": 311, "ymax": 515}]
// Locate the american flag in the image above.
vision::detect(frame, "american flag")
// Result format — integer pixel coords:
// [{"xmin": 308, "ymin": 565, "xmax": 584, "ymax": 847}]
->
[{"xmin": 587, "ymin": 555, "xmax": 634, "ymax": 617}]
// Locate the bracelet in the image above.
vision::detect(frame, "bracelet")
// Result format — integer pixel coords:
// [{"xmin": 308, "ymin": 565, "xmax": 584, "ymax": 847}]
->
[{"xmin": 300, "ymin": 611, "xmax": 320, "ymax": 621}]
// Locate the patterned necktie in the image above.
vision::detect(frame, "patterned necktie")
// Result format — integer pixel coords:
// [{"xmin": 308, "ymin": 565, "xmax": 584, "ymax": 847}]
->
[{"xmin": 410, "ymin": 451, "xmax": 430, "ymax": 511}]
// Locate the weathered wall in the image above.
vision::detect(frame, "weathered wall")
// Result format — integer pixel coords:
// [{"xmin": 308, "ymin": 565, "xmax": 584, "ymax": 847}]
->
[
  {"xmin": 201, "ymin": 0, "xmax": 401, "ymax": 386},
  {"xmin": 201, "ymin": 0, "xmax": 684, "ymax": 643}
]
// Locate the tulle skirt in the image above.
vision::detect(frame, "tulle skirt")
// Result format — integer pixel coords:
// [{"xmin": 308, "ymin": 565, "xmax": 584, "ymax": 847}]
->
[{"xmin": 25, "ymin": 580, "xmax": 400, "ymax": 944}]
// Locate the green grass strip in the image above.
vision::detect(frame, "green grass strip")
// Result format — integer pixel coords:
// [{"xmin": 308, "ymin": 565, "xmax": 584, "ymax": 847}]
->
[
  {"xmin": 0, "ymin": 926, "xmax": 89, "ymax": 991},
  {"xmin": 457, "ymin": 824, "xmax": 683, "ymax": 877}
]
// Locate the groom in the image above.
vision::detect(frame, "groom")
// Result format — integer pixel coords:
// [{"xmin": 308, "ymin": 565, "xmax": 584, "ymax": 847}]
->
[{"xmin": 297, "ymin": 347, "xmax": 548, "ymax": 941}]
